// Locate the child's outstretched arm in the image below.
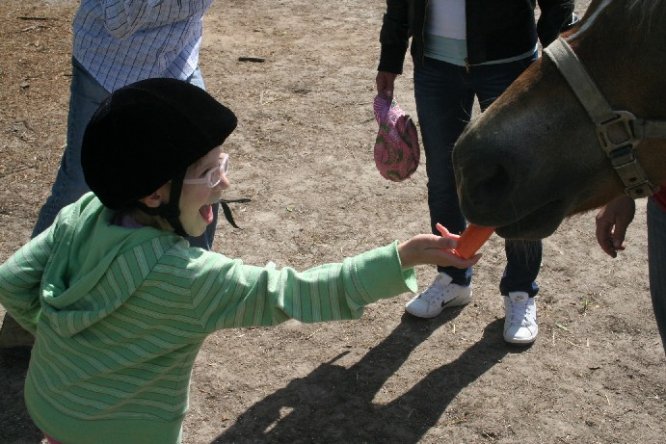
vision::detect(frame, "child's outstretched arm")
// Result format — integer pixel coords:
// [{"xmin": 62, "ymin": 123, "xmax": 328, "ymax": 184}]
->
[
  {"xmin": 398, "ymin": 223, "xmax": 480, "ymax": 269},
  {"xmin": 190, "ymin": 223, "xmax": 479, "ymax": 331}
]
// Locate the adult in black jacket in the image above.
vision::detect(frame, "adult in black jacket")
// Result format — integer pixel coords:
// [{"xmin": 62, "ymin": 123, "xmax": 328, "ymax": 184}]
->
[{"xmin": 376, "ymin": 0, "xmax": 576, "ymax": 344}]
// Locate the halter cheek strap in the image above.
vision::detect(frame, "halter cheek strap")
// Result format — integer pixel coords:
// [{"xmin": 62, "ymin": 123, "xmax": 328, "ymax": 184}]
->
[{"xmin": 544, "ymin": 37, "xmax": 666, "ymax": 198}]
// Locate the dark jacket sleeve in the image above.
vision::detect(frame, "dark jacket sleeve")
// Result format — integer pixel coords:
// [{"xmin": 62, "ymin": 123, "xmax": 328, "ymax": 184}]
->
[
  {"xmin": 536, "ymin": 0, "xmax": 576, "ymax": 47},
  {"xmin": 378, "ymin": 0, "xmax": 410, "ymax": 74}
]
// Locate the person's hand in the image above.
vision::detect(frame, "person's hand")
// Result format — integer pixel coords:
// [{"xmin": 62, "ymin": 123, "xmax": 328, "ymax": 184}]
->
[
  {"xmin": 595, "ymin": 195, "xmax": 636, "ymax": 258},
  {"xmin": 398, "ymin": 223, "xmax": 481, "ymax": 269},
  {"xmin": 376, "ymin": 71, "xmax": 398, "ymax": 99}
]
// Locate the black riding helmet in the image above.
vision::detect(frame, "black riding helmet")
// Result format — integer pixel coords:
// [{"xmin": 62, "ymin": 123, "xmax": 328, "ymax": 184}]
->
[{"xmin": 81, "ymin": 78, "xmax": 237, "ymax": 236}]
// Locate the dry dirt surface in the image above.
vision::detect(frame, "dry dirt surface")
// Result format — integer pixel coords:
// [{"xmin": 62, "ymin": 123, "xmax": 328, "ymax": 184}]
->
[{"xmin": 1, "ymin": 1, "xmax": 665, "ymax": 443}]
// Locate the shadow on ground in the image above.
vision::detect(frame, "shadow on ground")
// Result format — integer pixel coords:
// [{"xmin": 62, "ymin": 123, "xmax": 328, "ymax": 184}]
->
[
  {"xmin": 0, "ymin": 347, "xmax": 42, "ymax": 444},
  {"xmin": 213, "ymin": 313, "xmax": 513, "ymax": 443},
  {"xmin": 0, "ymin": 311, "xmax": 526, "ymax": 444}
]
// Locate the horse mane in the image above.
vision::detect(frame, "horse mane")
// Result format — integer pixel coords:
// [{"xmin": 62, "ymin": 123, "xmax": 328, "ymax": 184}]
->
[
  {"xmin": 628, "ymin": 0, "xmax": 665, "ymax": 13},
  {"xmin": 627, "ymin": 0, "xmax": 666, "ymax": 26}
]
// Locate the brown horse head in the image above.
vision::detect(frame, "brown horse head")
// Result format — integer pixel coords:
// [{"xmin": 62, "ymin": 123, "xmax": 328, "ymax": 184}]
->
[{"xmin": 453, "ymin": 0, "xmax": 666, "ymax": 239}]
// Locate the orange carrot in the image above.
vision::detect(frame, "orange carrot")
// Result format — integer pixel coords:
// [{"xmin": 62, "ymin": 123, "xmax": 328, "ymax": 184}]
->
[{"xmin": 453, "ymin": 224, "xmax": 495, "ymax": 259}]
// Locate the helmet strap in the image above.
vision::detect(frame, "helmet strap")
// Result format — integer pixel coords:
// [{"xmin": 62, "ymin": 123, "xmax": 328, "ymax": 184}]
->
[
  {"xmin": 134, "ymin": 174, "xmax": 253, "ymax": 235},
  {"xmin": 135, "ymin": 170, "xmax": 188, "ymax": 237}
]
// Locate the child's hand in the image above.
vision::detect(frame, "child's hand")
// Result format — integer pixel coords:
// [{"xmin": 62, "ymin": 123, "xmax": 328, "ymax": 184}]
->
[{"xmin": 398, "ymin": 223, "xmax": 481, "ymax": 269}]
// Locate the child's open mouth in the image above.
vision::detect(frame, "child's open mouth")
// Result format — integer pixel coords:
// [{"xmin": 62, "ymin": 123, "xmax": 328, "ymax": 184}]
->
[{"xmin": 199, "ymin": 204, "xmax": 214, "ymax": 224}]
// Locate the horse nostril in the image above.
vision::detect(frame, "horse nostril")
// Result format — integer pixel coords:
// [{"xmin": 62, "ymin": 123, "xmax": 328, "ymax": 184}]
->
[{"xmin": 466, "ymin": 163, "xmax": 513, "ymax": 206}]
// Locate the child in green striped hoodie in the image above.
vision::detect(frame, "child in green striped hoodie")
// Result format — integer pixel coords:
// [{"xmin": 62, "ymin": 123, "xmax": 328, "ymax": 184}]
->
[{"xmin": 0, "ymin": 78, "xmax": 479, "ymax": 444}]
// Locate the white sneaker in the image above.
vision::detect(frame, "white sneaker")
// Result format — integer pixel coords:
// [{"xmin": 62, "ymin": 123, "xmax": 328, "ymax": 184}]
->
[
  {"xmin": 405, "ymin": 272, "xmax": 472, "ymax": 318},
  {"xmin": 503, "ymin": 292, "xmax": 538, "ymax": 344}
]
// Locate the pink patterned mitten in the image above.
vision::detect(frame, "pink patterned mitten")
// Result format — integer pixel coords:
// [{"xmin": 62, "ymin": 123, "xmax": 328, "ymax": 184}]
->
[{"xmin": 373, "ymin": 95, "xmax": 420, "ymax": 182}]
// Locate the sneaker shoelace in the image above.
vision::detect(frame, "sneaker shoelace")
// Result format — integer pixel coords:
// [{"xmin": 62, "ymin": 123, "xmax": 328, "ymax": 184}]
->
[
  {"xmin": 420, "ymin": 276, "xmax": 449, "ymax": 303},
  {"xmin": 425, "ymin": 277, "xmax": 464, "ymax": 308},
  {"xmin": 509, "ymin": 299, "xmax": 535, "ymax": 327}
]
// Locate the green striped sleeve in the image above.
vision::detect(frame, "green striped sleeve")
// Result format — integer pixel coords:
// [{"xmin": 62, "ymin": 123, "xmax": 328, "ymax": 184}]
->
[
  {"xmin": 188, "ymin": 241, "xmax": 417, "ymax": 332},
  {"xmin": 0, "ymin": 228, "xmax": 54, "ymax": 332}
]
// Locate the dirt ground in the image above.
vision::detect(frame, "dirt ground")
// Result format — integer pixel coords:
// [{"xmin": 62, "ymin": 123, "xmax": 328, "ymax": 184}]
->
[{"xmin": 1, "ymin": 1, "xmax": 665, "ymax": 443}]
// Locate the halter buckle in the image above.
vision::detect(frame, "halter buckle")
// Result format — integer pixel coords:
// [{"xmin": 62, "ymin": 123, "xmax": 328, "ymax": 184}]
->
[
  {"xmin": 596, "ymin": 111, "xmax": 656, "ymax": 197},
  {"xmin": 596, "ymin": 111, "xmax": 638, "ymax": 159}
]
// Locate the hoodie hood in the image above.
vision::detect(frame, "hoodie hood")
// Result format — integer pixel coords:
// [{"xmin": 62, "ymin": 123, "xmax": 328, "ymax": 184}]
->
[{"xmin": 39, "ymin": 193, "xmax": 181, "ymax": 337}]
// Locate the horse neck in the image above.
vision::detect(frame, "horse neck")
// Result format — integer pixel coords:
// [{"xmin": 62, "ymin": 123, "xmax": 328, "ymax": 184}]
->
[
  {"xmin": 637, "ymin": 141, "xmax": 666, "ymax": 188},
  {"xmin": 574, "ymin": 0, "xmax": 666, "ymax": 117},
  {"xmin": 571, "ymin": 0, "xmax": 666, "ymax": 187}
]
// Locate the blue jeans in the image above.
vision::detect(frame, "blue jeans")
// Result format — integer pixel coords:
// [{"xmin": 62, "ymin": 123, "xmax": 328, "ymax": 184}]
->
[
  {"xmin": 32, "ymin": 59, "xmax": 218, "ymax": 250},
  {"xmin": 414, "ymin": 56, "xmax": 541, "ymax": 296},
  {"xmin": 647, "ymin": 197, "xmax": 666, "ymax": 353}
]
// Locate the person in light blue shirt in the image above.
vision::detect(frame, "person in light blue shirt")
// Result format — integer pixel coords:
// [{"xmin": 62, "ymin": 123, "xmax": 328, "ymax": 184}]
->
[
  {"xmin": 1, "ymin": 0, "xmax": 218, "ymax": 352},
  {"xmin": 71, "ymin": 0, "xmax": 211, "ymax": 94},
  {"xmin": 36, "ymin": 0, "xmax": 216, "ymax": 243}
]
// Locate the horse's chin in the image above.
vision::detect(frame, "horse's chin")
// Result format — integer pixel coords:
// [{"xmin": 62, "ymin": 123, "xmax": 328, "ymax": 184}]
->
[
  {"xmin": 479, "ymin": 200, "xmax": 567, "ymax": 240},
  {"xmin": 495, "ymin": 218, "xmax": 561, "ymax": 240}
]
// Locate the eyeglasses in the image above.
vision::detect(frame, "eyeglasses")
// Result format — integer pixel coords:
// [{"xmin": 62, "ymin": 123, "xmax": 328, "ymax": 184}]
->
[{"xmin": 183, "ymin": 154, "xmax": 230, "ymax": 188}]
